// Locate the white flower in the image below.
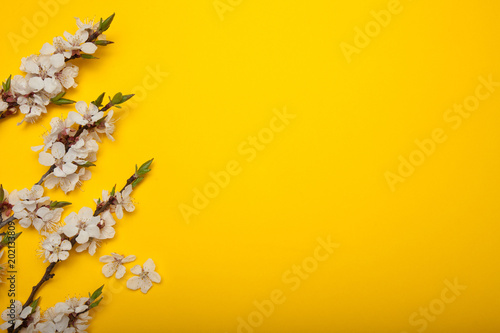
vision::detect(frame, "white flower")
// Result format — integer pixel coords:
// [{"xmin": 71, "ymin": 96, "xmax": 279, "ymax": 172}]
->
[
  {"xmin": 34, "ymin": 207, "xmax": 64, "ymax": 235},
  {"xmin": 62, "ymin": 207, "xmax": 100, "ymax": 244},
  {"xmin": 115, "ymin": 185, "xmax": 135, "ymax": 219},
  {"xmin": 11, "ymin": 75, "xmax": 33, "ymax": 96},
  {"xmin": 55, "ymin": 64, "xmax": 79, "ymax": 89},
  {"xmin": 39, "ymin": 142, "xmax": 79, "ymax": 178},
  {"xmin": 95, "ymin": 110, "xmax": 116, "ymax": 141},
  {"xmin": 17, "ymin": 92, "xmax": 50, "ymax": 123},
  {"xmin": 59, "ymin": 298, "xmax": 92, "ymax": 332},
  {"xmin": 76, "ymin": 17, "xmax": 99, "ymax": 31},
  {"xmin": 100, "ymin": 253, "xmax": 136, "ymax": 279},
  {"xmin": 36, "ymin": 305, "xmax": 70, "ymax": 333},
  {"xmin": 68, "ymin": 101, "xmax": 103, "ymax": 126},
  {"xmin": 127, "ymin": 259, "xmax": 161, "ymax": 294},
  {"xmin": 14, "ymin": 205, "xmax": 42, "ymax": 229},
  {"xmin": 44, "ymin": 173, "xmax": 79, "ymax": 194},
  {"xmin": 42, "ymin": 234, "xmax": 72, "ymax": 263},
  {"xmin": 0, "ymin": 300, "xmax": 31, "ymax": 330},
  {"xmin": 13, "ymin": 185, "xmax": 48, "ymax": 213},
  {"xmin": 63, "ymin": 30, "xmax": 97, "ymax": 54},
  {"xmin": 20, "ymin": 306, "xmax": 40, "ymax": 333},
  {"xmin": 68, "ymin": 130, "xmax": 99, "ymax": 162},
  {"xmin": 21, "ymin": 55, "xmax": 65, "ymax": 94},
  {"xmin": 33, "ymin": 116, "xmax": 75, "ymax": 152},
  {"xmin": 97, "ymin": 210, "xmax": 116, "ymax": 239}
]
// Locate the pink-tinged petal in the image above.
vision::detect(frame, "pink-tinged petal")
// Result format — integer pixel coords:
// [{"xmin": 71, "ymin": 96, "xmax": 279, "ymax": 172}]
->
[
  {"xmin": 19, "ymin": 217, "xmax": 32, "ymax": 228},
  {"xmin": 100, "ymin": 227, "xmax": 115, "ymax": 239},
  {"xmin": 115, "ymin": 265, "xmax": 126, "ymax": 279},
  {"xmin": 86, "ymin": 225, "xmax": 100, "ymax": 238},
  {"xmin": 54, "ymin": 166, "xmax": 67, "ymax": 178},
  {"xmin": 126, "ymin": 276, "xmax": 142, "ymax": 290},
  {"xmin": 38, "ymin": 152, "xmax": 55, "ymax": 166},
  {"xmin": 68, "ymin": 111, "xmax": 83, "ymax": 124},
  {"xmin": 62, "ymin": 225, "xmax": 79, "ymax": 238},
  {"xmin": 58, "ymin": 251, "xmax": 69, "ymax": 261},
  {"xmin": 40, "ymin": 43, "xmax": 56, "ymax": 55},
  {"xmin": 89, "ymin": 242, "xmax": 97, "ymax": 255},
  {"xmin": 49, "ymin": 253, "xmax": 58, "ymax": 263},
  {"xmin": 115, "ymin": 205, "xmax": 124, "ymax": 219},
  {"xmin": 99, "ymin": 255, "xmax": 114, "ymax": 263},
  {"xmin": 143, "ymin": 258, "xmax": 156, "ymax": 272},
  {"xmin": 75, "ymin": 29, "xmax": 89, "ymax": 43},
  {"xmin": 29, "ymin": 77, "xmax": 44, "ymax": 91},
  {"xmin": 60, "ymin": 240, "xmax": 72, "ymax": 251},
  {"xmin": 76, "ymin": 230, "xmax": 89, "ymax": 244},
  {"xmin": 63, "ymin": 31, "xmax": 72, "ymax": 40},
  {"xmin": 123, "ymin": 255, "xmax": 136, "ymax": 263},
  {"xmin": 79, "ymin": 206, "xmax": 94, "ymax": 220},
  {"xmin": 130, "ymin": 265, "xmax": 142, "ymax": 275},
  {"xmin": 123, "ymin": 185, "xmax": 133, "ymax": 197},
  {"xmin": 102, "ymin": 263, "xmax": 116, "ymax": 277},
  {"xmin": 43, "ymin": 78, "xmax": 59, "ymax": 94},
  {"xmin": 43, "ymin": 174, "xmax": 58, "ymax": 189},
  {"xmin": 24, "ymin": 60, "xmax": 39, "ymax": 74},
  {"xmin": 81, "ymin": 42, "xmax": 97, "ymax": 54},
  {"xmin": 51, "ymin": 142, "xmax": 66, "ymax": 159},
  {"xmin": 75, "ymin": 100, "xmax": 88, "ymax": 114},
  {"xmin": 62, "ymin": 162, "xmax": 77, "ymax": 175},
  {"xmin": 75, "ymin": 243, "xmax": 88, "ymax": 253},
  {"xmin": 140, "ymin": 279, "xmax": 153, "ymax": 294},
  {"xmin": 32, "ymin": 185, "xmax": 44, "ymax": 199},
  {"xmin": 50, "ymin": 54, "xmax": 65, "ymax": 68},
  {"xmin": 20, "ymin": 307, "xmax": 32, "ymax": 319},
  {"xmin": 149, "ymin": 271, "xmax": 161, "ymax": 284},
  {"xmin": 33, "ymin": 218, "xmax": 44, "ymax": 231}
]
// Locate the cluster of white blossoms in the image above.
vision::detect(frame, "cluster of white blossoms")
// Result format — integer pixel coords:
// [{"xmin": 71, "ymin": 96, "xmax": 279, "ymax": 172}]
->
[
  {"xmin": 11, "ymin": 185, "xmax": 64, "ymax": 234},
  {"xmin": 34, "ymin": 100, "xmax": 117, "ymax": 194},
  {"xmin": 0, "ymin": 297, "xmax": 94, "ymax": 332},
  {"xmin": 99, "ymin": 254, "xmax": 161, "ymax": 294},
  {"xmin": 0, "ymin": 17, "xmax": 107, "ymax": 124},
  {"xmin": 40, "ymin": 184, "xmax": 135, "ymax": 264}
]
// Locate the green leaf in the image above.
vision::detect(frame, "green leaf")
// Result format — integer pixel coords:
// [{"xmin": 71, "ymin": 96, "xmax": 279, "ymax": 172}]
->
[
  {"xmin": 0, "ymin": 184, "xmax": 4, "ymax": 202},
  {"xmin": 30, "ymin": 297, "xmax": 41, "ymax": 311},
  {"xmin": 50, "ymin": 91, "xmax": 66, "ymax": 102},
  {"xmin": 52, "ymin": 98, "xmax": 75, "ymax": 105},
  {"xmin": 79, "ymin": 161, "xmax": 96, "ymax": 168},
  {"xmin": 137, "ymin": 158, "xmax": 154, "ymax": 176},
  {"xmin": 132, "ymin": 177, "xmax": 144, "ymax": 188},
  {"xmin": 111, "ymin": 92, "xmax": 123, "ymax": 105},
  {"xmin": 119, "ymin": 94, "xmax": 134, "ymax": 104},
  {"xmin": 92, "ymin": 92, "xmax": 105, "ymax": 107},
  {"xmin": 81, "ymin": 54, "xmax": 98, "ymax": 59},
  {"xmin": 3, "ymin": 75, "xmax": 12, "ymax": 92},
  {"xmin": 89, "ymin": 285, "xmax": 104, "ymax": 302},
  {"xmin": 94, "ymin": 40, "xmax": 114, "ymax": 46},
  {"xmin": 99, "ymin": 13, "xmax": 115, "ymax": 32},
  {"xmin": 1, "ymin": 232, "xmax": 21, "ymax": 245},
  {"xmin": 110, "ymin": 185, "xmax": 116, "ymax": 196},
  {"xmin": 89, "ymin": 297, "xmax": 103, "ymax": 309},
  {"xmin": 50, "ymin": 201, "xmax": 72, "ymax": 209}
]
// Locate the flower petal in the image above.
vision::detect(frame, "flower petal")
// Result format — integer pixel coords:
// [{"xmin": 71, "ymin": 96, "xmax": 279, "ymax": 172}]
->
[{"xmin": 126, "ymin": 276, "xmax": 142, "ymax": 290}]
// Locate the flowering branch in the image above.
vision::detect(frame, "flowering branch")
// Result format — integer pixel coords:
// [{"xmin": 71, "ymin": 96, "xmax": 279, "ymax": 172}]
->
[
  {"xmin": 4, "ymin": 159, "xmax": 153, "ymax": 333},
  {"xmin": 0, "ymin": 14, "xmax": 115, "ymax": 124}
]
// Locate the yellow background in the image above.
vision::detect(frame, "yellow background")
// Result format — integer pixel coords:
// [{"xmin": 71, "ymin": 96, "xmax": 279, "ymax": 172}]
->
[{"xmin": 1, "ymin": 0, "xmax": 500, "ymax": 332}]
